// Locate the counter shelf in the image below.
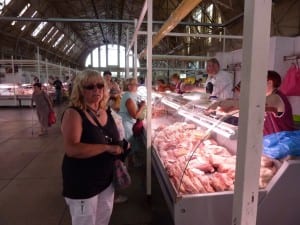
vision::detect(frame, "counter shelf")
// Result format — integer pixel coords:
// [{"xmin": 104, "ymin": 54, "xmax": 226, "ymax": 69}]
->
[{"xmin": 151, "ymin": 98, "xmax": 300, "ymax": 225}]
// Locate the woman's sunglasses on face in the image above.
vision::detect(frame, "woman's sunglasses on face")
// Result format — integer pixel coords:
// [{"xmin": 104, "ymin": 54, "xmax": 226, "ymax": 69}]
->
[{"xmin": 83, "ymin": 83, "xmax": 104, "ymax": 90}]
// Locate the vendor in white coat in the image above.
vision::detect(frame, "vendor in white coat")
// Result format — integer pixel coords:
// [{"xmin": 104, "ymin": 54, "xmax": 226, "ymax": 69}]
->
[{"xmin": 205, "ymin": 58, "xmax": 233, "ymax": 100}]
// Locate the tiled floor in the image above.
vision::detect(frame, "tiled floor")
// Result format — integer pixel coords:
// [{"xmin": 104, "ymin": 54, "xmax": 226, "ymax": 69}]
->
[{"xmin": 0, "ymin": 106, "xmax": 173, "ymax": 225}]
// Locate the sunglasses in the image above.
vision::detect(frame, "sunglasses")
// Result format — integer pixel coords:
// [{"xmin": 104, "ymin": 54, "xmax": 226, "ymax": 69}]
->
[{"xmin": 83, "ymin": 83, "xmax": 104, "ymax": 90}]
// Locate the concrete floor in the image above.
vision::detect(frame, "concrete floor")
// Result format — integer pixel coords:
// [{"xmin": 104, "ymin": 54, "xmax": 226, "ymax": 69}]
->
[{"xmin": 0, "ymin": 106, "xmax": 173, "ymax": 225}]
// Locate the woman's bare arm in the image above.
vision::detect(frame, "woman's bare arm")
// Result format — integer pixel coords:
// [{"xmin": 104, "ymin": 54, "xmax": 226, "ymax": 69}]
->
[{"xmin": 61, "ymin": 108, "xmax": 122, "ymax": 158}]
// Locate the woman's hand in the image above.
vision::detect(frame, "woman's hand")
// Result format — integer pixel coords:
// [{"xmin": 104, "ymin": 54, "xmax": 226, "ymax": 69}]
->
[{"xmin": 107, "ymin": 145, "xmax": 123, "ymax": 155}]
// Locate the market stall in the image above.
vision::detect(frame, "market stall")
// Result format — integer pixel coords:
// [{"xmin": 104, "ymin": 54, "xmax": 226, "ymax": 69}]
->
[{"xmin": 151, "ymin": 92, "xmax": 300, "ymax": 225}]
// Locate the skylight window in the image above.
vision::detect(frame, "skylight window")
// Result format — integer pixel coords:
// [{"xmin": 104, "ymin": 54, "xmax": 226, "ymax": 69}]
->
[
  {"xmin": 53, "ymin": 34, "xmax": 64, "ymax": 48},
  {"xmin": 192, "ymin": 7, "xmax": 202, "ymax": 22},
  {"xmin": 31, "ymin": 10, "xmax": 38, "ymax": 18},
  {"xmin": 19, "ymin": 3, "xmax": 31, "ymax": 16},
  {"xmin": 32, "ymin": 22, "xmax": 48, "ymax": 37},
  {"xmin": 207, "ymin": 4, "xmax": 213, "ymax": 18},
  {"xmin": 0, "ymin": 0, "xmax": 12, "ymax": 15},
  {"xmin": 47, "ymin": 29, "xmax": 59, "ymax": 43},
  {"xmin": 41, "ymin": 27, "xmax": 54, "ymax": 42},
  {"xmin": 21, "ymin": 25, "xmax": 26, "ymax": 31},
  {"xmin": 66, "ymin": 44, "xmax": 75, "ymax": 54},
  {"xmin": 11, "ymin": 3, "xmax": 31, "ymax": 26},
  {"xmin": 63, "ymin": 44, "xmax": 69, "ymax": 52}
]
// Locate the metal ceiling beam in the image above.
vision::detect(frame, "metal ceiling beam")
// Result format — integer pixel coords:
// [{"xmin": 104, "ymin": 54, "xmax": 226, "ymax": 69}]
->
[
  {"xmin": 152, "ymin": 54, "xmax": 210, "ymax": 61},
  {"xmin": 0, "ymin": 16, "xmax": 224, "ymax": 27},
  {"xmin": 126, "ymin": 0, "xmax": 148, "ymax": 55},
  {"xmin": 222, "ymin": 12, "xmax": 244, "ymax": 27},
  {"xmin": 117, "ymin": 0, "xmax": 126, "ymax": 45},
  {"xmin": 139, "ymin": 0, "xmax": 204, "ymax": 58},
  {"xmin": 138, "ymin": 31, "xmax": 243, "ymax": 39},
  {"xmin": 90, "ymin": 0, "xmax": 108, "ymax": 44}
]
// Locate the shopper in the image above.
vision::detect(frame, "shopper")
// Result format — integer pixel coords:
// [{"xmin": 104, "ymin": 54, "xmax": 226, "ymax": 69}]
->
[
  {"xmin": 31, "ymin": 82, "xmax": 53, "ymax": 136},
  {"xmin": 155, "ymin": 79, "xmax": 170, "ymax": 92},
  {"xmin": 205, "ymin": 58, "xmax": 233, "ymax": 100},
  {"xmin": 53, "ymin": 76, "xmax": 63, "ymax": 105},
  {"xmin": 119, "ymin": 78, "xmax": 146, "ymax": 167},
  {"xmin": 61, "ymin": 69, "xmax": 124, "ymax": 225},
  {"xmin": 103, "ymin": 70, "xmax": 121, "ymax": 112},
  {"xmin": 170, "ymin": 73, "xmax": 185, "ymax": 94}
]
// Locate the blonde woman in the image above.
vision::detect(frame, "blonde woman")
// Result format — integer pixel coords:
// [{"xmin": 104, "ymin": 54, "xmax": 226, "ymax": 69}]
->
[
  {"xmin": 61, "ymin": 69, "xmax": 124, "ymax": 225},
  {"xmin": 119, "ymin": 78, "xmax": 146, "ymax": 167}
]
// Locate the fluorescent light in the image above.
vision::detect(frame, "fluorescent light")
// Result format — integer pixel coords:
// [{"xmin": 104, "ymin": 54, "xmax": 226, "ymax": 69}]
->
[{"xmin": 178, "ymin": 109, "xmax": 237, "ymax": 139}]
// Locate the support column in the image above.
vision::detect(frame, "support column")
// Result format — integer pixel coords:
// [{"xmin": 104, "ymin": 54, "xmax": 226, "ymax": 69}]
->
[
  {"xmin": 134, "ymin": 19, "xmax": 138, "ymax": 78},
  {"xmin": 146, "ymin": 0, "xmax": 153, "ymax": 196},
  {"xmin": 231, "ymin": 0, "xmax": 272, "ymax": 225},
  {"xmin": 125, "ymin": 29, "xmax": 130, "ymax": 78}
]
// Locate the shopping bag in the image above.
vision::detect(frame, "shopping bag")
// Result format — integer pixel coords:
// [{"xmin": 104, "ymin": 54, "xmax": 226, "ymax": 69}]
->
[
  {"xmin": 48, "ymin": 111, "xmax": 56, "ymax": 126},
  {"xmin": 113, "ymin": 159, "xmax": 131, "ymax": 189},
  {"xmin": 132, "ymin": 119, "xmax": 143, "ymax": 136},
  {"xmin": 280, "ymin": 65, "xmax": 300, "ymax": 96},
  {"xmin": 263, "ymin": 130, "xmax": 300, "ymax": 159}
]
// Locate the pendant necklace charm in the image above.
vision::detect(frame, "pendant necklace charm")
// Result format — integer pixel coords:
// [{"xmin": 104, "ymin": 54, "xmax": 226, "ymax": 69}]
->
[{"xmin": 87, "ymin": 106, "xmax": 100, "ymax": 117}]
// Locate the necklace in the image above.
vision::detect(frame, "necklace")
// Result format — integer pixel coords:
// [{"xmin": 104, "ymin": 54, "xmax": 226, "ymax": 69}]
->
[{"xmin": 87, "ymin": 106, "xmax": 101, "ymax": 117}]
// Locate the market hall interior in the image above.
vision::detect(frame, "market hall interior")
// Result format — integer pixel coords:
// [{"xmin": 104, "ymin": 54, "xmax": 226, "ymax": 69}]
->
[{"xmin": 0, "ymin": 105, "xmax": 173, "ymax": 225}]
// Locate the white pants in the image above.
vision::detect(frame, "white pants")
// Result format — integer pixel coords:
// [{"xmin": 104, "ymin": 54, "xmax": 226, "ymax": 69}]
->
[{"xmin": 65, "ymin": 183, "xmax": 115, "ymax": 225}]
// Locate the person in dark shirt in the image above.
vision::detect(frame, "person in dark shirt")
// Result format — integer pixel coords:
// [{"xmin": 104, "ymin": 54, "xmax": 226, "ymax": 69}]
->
[
  {"xmin": 61, "ymin": 69, "xmax": 126, "ymax": 225},
  {"xmin": 53, "ymin": 76, "xmax": 63, "ymax": 105},
  {"xmin": 206, "ymin": 70, "xmax": 296, "ymax": 159}
]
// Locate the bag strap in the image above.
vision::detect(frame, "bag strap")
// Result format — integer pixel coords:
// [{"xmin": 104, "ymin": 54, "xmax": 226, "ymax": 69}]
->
[{"xmin": 86, "ymin": 108, "xmax": 102, "ymax": 128}]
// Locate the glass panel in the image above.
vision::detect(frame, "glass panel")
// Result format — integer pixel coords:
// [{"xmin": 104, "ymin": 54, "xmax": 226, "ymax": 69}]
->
[
  {"xmin": 85, "ymin": 54, "xmax": 91, "ymax": 67},
  {"xmin": 20, "ymin": 3, "xmax": 30, "ymax": 16},
  {"xmin": 41, "ymin": 27, "xmax": 54, "ymax": 42},
  {"xmin": 53, "ymin": 34, "xmax": 64, "ymax": 48},
  {"xmin": 107, "ymin": 44, "xmax": 118, "ymax": 66},
  {"xmin": 100, "ymin": 45, "xmax": 107, "ymax": 67},
  {"xmin": 0, "ymin": 0, "xmax": 12, "ymax": 15},
  {"xmin": 84, "ymin": 44, "xmax": 140, "ymax": 70},
  {"xmin": 66, "ymin": 44, "xmax": 75, "ymax": 54},
  {"xmin": 32, "ymin": 22, "xmax": 48, "ymax": 37},
  {"xmin": 92, "ymin": 48, "xmax": 99, "ymax": 67},
  {"xmin": 119, "ymin": 46, "xmax": 125, "ymax": 68}
]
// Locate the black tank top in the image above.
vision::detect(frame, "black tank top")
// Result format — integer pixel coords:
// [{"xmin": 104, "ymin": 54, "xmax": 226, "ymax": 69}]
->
[{"xmin": 62, "ymin": 107, "xmax": 120, "ymax": 199}]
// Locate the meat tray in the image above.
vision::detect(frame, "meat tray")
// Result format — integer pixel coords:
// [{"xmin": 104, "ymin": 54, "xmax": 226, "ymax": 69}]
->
[{"xmin": 151, "ymin": 96, "xmax": 300, "ymax": 225}]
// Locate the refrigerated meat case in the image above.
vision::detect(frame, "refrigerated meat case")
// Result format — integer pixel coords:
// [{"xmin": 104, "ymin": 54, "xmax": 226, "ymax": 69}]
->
[
  {"xmin": 151, "ymin": 92, "xmax": 300, "ymax": 225},
  {"xmin": 0, "ymin": 83, "xmax": 33, "ymax": 107}
]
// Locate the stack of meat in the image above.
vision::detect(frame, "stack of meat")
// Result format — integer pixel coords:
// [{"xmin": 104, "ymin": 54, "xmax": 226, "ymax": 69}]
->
[
  {"xmin": 152, "ymin": 122, "xmax": 278, "ymax": 195},
  {"xmin": 152, "ymin": 104, "xmax": 167, "ymax": 118}
]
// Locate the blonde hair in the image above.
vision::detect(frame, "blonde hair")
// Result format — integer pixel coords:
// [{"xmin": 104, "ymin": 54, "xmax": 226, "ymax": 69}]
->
[
  {"xmin": 123, "ymin": 77, "xmax": 137, "ymax": 91},
  {"xmin": 69, "ymin": 69, "xmax": 109, "ymax": 110}
]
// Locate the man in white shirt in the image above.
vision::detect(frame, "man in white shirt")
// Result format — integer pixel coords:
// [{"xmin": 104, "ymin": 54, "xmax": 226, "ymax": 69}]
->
[{"xmin": 205, "ymin": 58, "xmax": 233, "ymax": 100}]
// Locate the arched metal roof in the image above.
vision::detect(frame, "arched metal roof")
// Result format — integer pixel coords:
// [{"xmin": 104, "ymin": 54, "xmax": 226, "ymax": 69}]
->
[{"xmin": 0, "ymin": 0, "xmax": 299, "ymax": 69}]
